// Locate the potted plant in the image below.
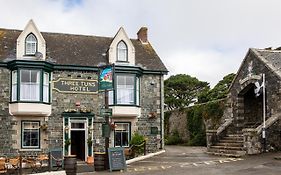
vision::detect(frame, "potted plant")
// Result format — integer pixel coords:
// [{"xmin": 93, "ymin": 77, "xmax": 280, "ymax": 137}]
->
[
  {"xmin": 40, "ymin": 124, "xmax": 48, "ymax": 131},
  {"xmin": 87, "ymin": 137, "xmax": 94, "ymax": 164},
  {"xmin": 129, "ymin": 132, "xmax": 146, "ymax": 157},
  {"xmin": 110, "ymin": 123, "xmax": 117, "ymax": 130},
  {"xmin": 65, "ymin": 139, "xmax": 71, "ymax": 148}
]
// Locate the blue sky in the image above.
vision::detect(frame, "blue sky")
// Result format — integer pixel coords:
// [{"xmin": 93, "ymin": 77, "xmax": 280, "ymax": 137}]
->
[{"xmin": 1, "ymin": 0, "xmax": 281, "ymax": 86}]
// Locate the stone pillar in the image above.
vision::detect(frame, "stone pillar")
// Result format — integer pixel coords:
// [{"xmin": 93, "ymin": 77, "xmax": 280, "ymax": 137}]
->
[
  {"xmin": 242, "ymin": 128, "xmax": 262, "ymax": 154},
  {"xmin": 206, "ymin": 130, "xmax": 217, "ymax": 150}
]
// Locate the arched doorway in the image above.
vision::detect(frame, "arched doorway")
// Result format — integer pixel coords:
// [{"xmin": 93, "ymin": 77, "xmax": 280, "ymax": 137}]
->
[{"xmin": 238, "ymin": 83, "xmax": 263, "ymax": 128}]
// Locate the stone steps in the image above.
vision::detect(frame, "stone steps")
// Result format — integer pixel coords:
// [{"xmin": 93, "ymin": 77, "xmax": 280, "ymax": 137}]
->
[
  {"xmin": 216, "ymin": 142, "xmax": 243, "ymax": 147},
  {"xmin": 210, "ymin": 145, "xmax": 244, "ymax": 150},
  {"xmin": 208, "ymin": 133, "xmax": 246, "ymax": 157}
]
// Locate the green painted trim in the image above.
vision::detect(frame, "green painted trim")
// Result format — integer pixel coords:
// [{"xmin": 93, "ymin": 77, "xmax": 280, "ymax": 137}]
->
[
  {"xmin": 0, "ymin": 62, "xmax": 7, "ymax": 67},
  {"xmin": 2, "ymin": 60, "xmax": 167, "ymax": 74},
  {"xmin": 7, "ymin": 60, "xmax": 53, "ymax": 71},
  {"xmin": 112, "ymin": 73, "xmax": 140, "ymax": 106},
  {"xmin": 10, "ymin": 68, "xmax": 51, "ymax": 104},
  {"xmin": 62, "ymin": 112, "xmax": 95, "ymax": 118},
  {"xmin": 9, "ymin": 101, "xmax": 51, "ymax": 105}
]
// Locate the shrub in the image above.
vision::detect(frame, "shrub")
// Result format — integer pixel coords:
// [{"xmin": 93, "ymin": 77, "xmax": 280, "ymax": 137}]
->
[
  {"xmin": 130, "ymin": 132, "xmax": 146, "ymax": 155},
  {"xmin": 165, "ymin": 130, "xmax": 183, "ymax": 145}
]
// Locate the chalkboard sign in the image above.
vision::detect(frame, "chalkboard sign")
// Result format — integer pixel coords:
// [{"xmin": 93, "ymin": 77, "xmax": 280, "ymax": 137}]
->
[{"xmin": 108, "ymin": 147, "xmax": 127, "ymax": 172}]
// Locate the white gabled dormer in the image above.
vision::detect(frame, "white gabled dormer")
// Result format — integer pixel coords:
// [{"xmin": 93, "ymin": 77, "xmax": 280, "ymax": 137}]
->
[
  {"xmin": 108, "ymin": 27, "xmax": 135, "ymax": 65},
  {"xmin": 16, "ymin": 19, "xmax": 46, "ymax": 60}
]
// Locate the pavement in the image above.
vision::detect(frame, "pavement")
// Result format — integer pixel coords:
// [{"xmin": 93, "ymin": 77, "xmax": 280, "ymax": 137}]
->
[{"xmin": 78, "ymin": 146, "xmax": 281, "ymax": 175}]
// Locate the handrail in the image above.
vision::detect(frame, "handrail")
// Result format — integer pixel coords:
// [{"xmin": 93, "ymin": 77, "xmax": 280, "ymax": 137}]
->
[
  {"xmin": 216, "ymin": 118, "xmax": 233, "ymax": 136},
  {"xmin": 206, "ymin": 118, "xmax": 233, "ymax": 136},
  {"xmin": 256, "ymin": 113, "xmax": 281, "ymax": 134}
]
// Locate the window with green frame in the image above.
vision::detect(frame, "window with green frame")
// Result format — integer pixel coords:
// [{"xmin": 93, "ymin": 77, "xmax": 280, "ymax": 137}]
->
[
  {"xmin": 11, "ymin": 69, "xmax": 50, "ymax": 103},
  {"xmin": 21, "ymin": 121, "xmax": 40, "ymax": 149},
  {"xmin": 109, "ymin": 74, "xmax": 140, "ymax": 106}
]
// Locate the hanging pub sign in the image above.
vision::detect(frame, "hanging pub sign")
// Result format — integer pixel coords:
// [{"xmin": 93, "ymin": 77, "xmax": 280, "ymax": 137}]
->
[
  {"xmin": 99, "ymin": 65, "xmax": 114, "ymax": 91},
  {"xmin": 53, "ymin": 78, "xmax": 98, "ymax": 94}
]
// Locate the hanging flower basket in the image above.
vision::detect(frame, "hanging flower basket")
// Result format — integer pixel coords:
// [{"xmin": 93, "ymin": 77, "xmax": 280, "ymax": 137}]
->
[
  {"xmin": 110, "ymin": 123, "xmax": 117, "ymax": 130},
  {"xmin": 148, "ymin": 112, "xmax": 157, "ymax": 119},
  {"xmin": 40, "ymin": 124, "xmax": 48, "ymax": 131}
]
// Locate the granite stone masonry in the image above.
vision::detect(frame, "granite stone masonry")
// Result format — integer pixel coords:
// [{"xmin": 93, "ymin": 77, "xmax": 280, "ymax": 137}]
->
[
  {"xmin": 0, "ymin": 20, "xmax": 167, "ymax": 161},
  {"xmin": 207, "ymin": 48, "xmax": 281, "ymax": 156}
]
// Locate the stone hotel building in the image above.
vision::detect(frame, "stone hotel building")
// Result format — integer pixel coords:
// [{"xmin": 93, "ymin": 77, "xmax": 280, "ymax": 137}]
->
[{"xmin": 0, "ymin": 20, "xmax": 167, "ymax": 161}]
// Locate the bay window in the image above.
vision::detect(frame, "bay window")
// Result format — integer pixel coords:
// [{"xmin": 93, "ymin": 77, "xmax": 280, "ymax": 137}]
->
[
  {"xmin": 11, "ymin": 69, "xmax": 50, "ymax": 103},
  {"xmin": 20, "ymin": 70, "xmax": 40, "ymax": 101},
  {"xmin": 109, "ymin": 74, "xmax": 140, "ymax": 106}
]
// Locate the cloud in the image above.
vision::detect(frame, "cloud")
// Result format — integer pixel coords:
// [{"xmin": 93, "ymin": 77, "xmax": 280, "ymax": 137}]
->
[
  {"xmin": 1, "ymin": 0, "xmax": 281, "ymax": 87},
  {"xmin": 165, "ymin": 48, "xmax": 244, "ymax": 86}
]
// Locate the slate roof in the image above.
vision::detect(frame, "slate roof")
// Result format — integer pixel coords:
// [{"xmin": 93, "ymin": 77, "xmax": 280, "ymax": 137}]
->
[
  {"xmin": 0, "ymin": 28, "xmax": 168, "ymax": 72},
  {"xmin": 251, "ymin": 48, "xmax": 281, "ymax": 79}
]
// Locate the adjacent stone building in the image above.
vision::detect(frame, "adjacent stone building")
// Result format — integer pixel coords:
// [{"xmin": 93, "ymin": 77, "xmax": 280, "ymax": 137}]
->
[
  {"xmin": 0, "ymin": 20, "xmax": 167, "ymax": 161},
  {"xmin": 207, "ymin": 48, "xmax": 281, "ymax": 156}
]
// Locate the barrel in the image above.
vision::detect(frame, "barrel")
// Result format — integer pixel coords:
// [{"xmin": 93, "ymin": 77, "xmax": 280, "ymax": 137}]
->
[
  {"xmin": 64, "ymin": 155, "xmax": 77, "ymax": 175},
  {"xmin": 94, "ymin": 152, "xmax": 106, "ymax": 171}
]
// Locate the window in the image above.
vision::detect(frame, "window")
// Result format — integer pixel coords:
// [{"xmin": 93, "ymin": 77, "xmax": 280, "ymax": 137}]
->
[
  {"xmin": 25, "ymin": 33, "xmax": 37, "ymax": 55},
  {"xmin": 12, "ymin": 70, "xmax": 17, "ymax": 101},
  {"xmin": 114, "ymin": 123, "xmax": 130, "ymax": 147},
  {"xmin": 117, "ymin": 41, "xmax": 128, "ymax": 62},
  {"xmin": 117, "ymin": 75, "xmax": 134, "ymax": 104},
  {"xmin": 22, "ymin": 121, "xmax": 40, "ymax": 149},
  {"xmin": 43, "ymin": 72, "xmax": 49, "ymax": 103},
  {"xmin": 11, "ymin": 69, "xmax": 51, "ymax": 103},
  {"xmin": 109, "ymin": 74, "xmax": 140, "ymax": 105},
  {"xmin": 20, "ymin": 70, "xmax": 40, "ymax": 101}
]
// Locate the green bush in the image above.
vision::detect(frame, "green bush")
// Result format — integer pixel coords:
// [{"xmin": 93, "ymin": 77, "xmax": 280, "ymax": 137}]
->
[
  {"xmin": 165, "ymin": 130, "xmax": 183, "ymax": 145},
  {"xmin": 130, "ymin": 132, "xmax": 146, "ymax": 155}
]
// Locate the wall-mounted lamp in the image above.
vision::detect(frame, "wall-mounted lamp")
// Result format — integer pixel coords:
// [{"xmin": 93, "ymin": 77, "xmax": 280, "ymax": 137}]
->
[{"xmin": 65, "ymin": 126, "xmax": 69, "ymax": 133}]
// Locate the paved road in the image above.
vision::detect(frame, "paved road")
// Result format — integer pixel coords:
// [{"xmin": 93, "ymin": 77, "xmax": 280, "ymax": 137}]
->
[{"xmin": 80, "ymin": 146, "xmax": 281, "ymax": 175}]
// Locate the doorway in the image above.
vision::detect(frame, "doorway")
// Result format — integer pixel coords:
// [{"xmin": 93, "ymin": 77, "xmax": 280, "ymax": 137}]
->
[
  {"xmin": 71, "ymin": 130, "xmax": 85, "ymax": 161},
  {"xmin": 69, "ymin": 119, "xmax": 87, "ymax": 161}
]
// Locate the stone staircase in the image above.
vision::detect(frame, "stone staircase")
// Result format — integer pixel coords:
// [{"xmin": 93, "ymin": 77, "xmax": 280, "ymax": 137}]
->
[{"xmin": 207, "ymin": 133, "xmax": 246, "ymax": 157}]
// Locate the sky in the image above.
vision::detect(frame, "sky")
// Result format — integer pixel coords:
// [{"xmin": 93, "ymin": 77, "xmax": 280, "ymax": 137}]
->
[{"xmin": 1, "ymin": 0, "xmax": 281, "ymax": 87}]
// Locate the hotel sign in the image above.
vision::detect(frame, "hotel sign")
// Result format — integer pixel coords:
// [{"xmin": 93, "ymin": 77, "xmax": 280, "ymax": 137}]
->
[{"xmin": 53, "ymin": 78, "xmax": 98, "ymax": 94}]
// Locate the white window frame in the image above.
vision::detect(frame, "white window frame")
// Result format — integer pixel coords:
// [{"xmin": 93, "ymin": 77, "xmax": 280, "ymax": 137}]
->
[
  {"xmin": 11, "ymin": 70, "xmax": 17, "ymax": 102},
  {"xmin": 20, "ymin": 69, "xmax": 40, "ymax": 101},
  {"xmin": 108, "ymin": 74, "xmax": 140, "ymax": 106},
  {"xmin": 22, "ymin": 121, "xmax": 40, "ymax": 149},
  {"xmin": 43, "ymin": 72, "xmax": 49, "ymax": 103},
  {"xmin": 114, "ymin": 123, "xmax": 130, "ymax": 147},
  {"xmin": 25, "ymin": 33, "xmax": 37, "ymax": 55},
  {"xmin": 116, "ymin": 75, "xmax": 134, "ymax": 105},
  {"xmin": 117, "ymin": 41, "xmax": 128, "ymax": 62}
]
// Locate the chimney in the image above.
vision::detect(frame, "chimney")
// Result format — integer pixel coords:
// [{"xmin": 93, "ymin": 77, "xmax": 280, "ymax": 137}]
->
[{"xmin": 137, "ymin": 27, "xmax": 148, "ymax": 44}]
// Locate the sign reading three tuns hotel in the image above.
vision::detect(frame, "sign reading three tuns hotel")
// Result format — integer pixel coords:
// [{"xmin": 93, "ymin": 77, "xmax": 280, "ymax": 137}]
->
[{"xmin": 53, "ymin": 78, "xmax": 98, "ymax": 94}]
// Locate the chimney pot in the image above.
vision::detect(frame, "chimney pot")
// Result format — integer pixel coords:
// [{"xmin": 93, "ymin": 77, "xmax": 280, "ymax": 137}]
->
[{"xmin": 137, "ymin": 27, "xmax": 148, "ymax": 43}]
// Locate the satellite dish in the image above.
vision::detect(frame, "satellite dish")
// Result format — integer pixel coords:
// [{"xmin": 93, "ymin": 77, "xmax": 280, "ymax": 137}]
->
[{"xmin": 35, "ymin": 52, "xmax": 43, "ymax": 59}]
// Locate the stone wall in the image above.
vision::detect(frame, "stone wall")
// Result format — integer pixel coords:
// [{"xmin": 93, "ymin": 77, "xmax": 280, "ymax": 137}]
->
[
  {"xmin": 166, "ymin": 110, "xmax": 189, "ymax": 142},
  {"xmin": 0, "ymin": 68, "xmax": 16, "ymax": 156},
  {"xmin": 137, "ymin": 74, "xmax": 163, "ymax": 152},
  {"xmin": 0, "ymin": 67, "xmax": 164, "ymax": 156},
  {"xmin": 229, "ymin": 50, "xmax": 281, "ymax": 151}
]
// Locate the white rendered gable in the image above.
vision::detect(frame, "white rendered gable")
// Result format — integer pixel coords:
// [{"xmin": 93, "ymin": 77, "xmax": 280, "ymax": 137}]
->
[
  {"xmin": 16, "ymin": 19, "xmax": 46, "ymax": 60},
  {"xmin": 108, "ymin": 27, "xmax": 135, "ymax": 65}
]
